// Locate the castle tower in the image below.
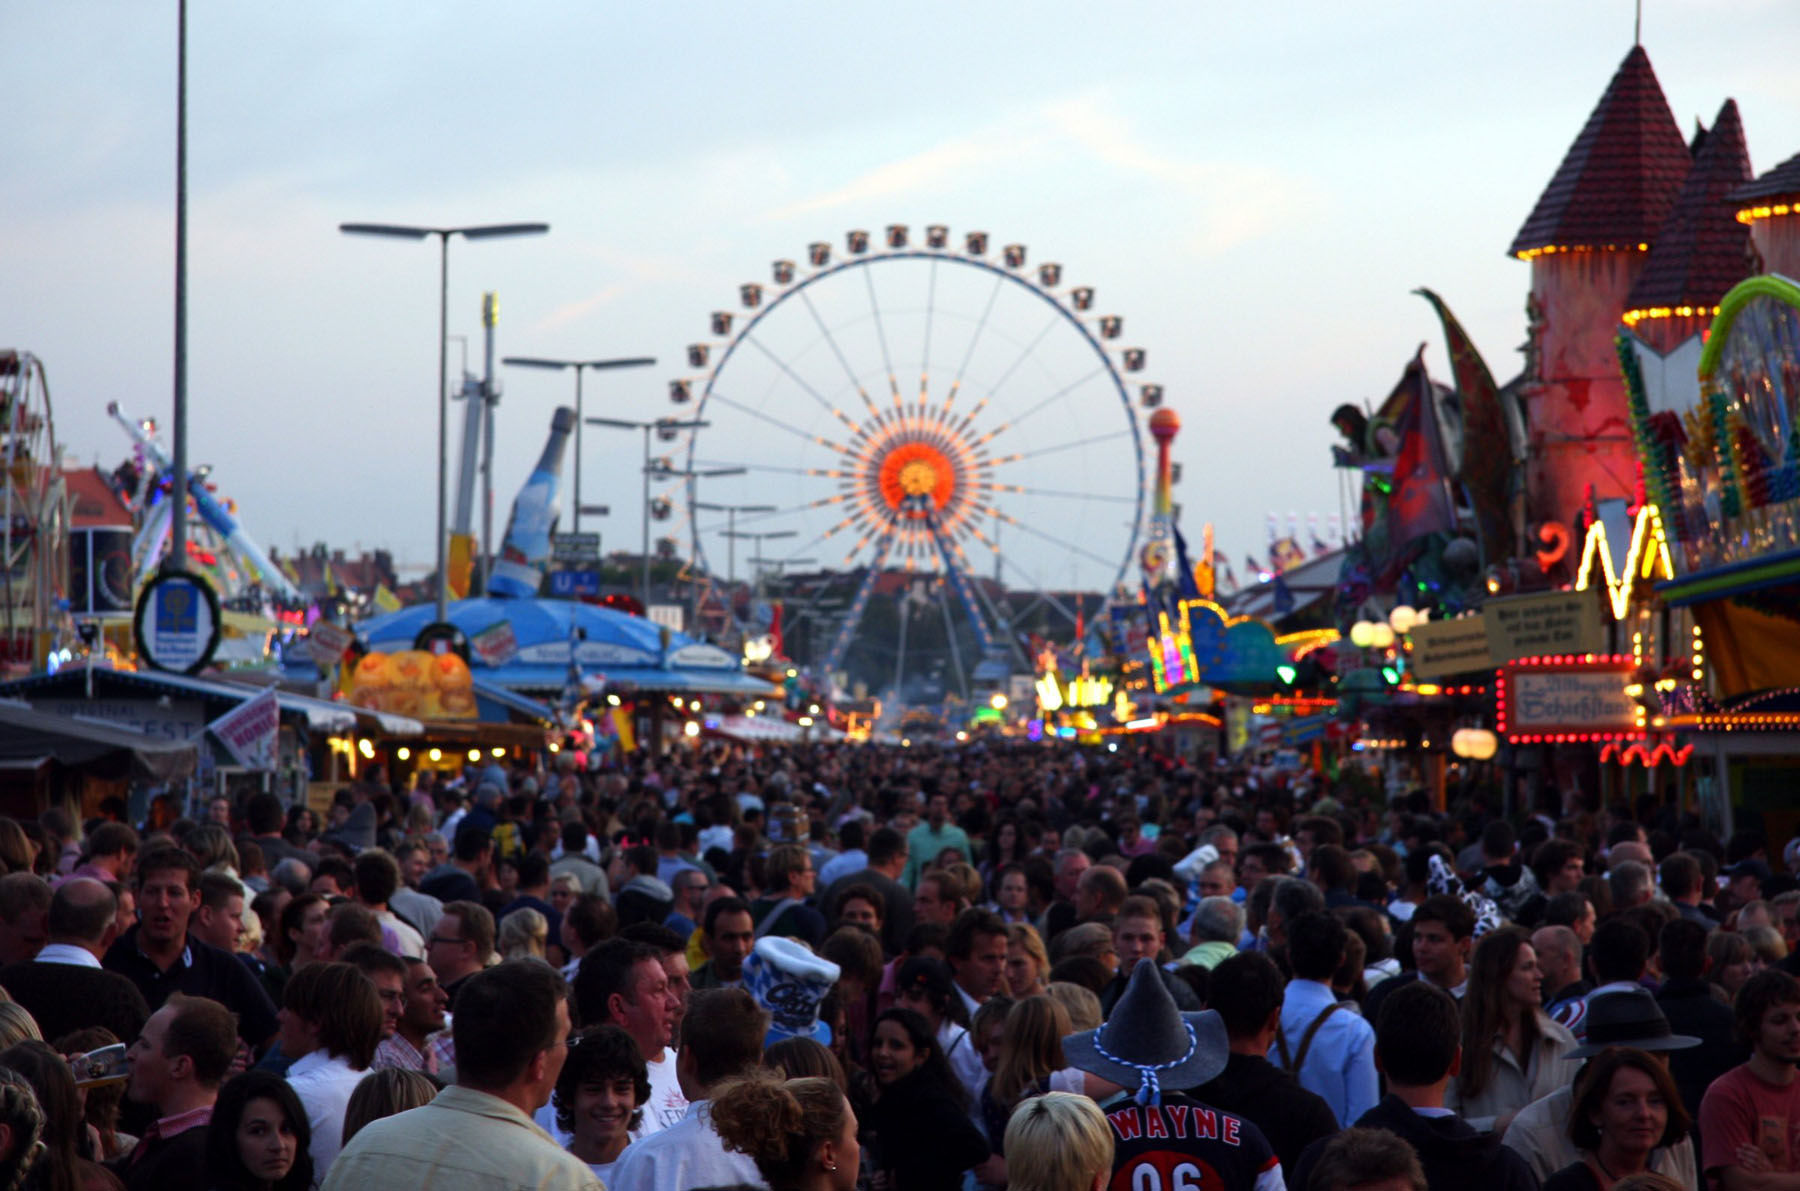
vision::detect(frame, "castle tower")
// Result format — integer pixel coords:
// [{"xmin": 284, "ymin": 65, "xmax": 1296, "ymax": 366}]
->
[
  {"xmin": 1510, "ymin": 45, "xmax": 1690, "ymax": 525},
  {"xmin": 1624, "ymin": 99, "xmax": 1757, "ymax": 353},
  {"xmin": 1731, "ymin": 147, "xmax": 1800, "ymax": 277}
]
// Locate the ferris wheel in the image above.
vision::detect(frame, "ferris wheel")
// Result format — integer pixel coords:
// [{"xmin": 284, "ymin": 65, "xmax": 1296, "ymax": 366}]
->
[{"xmin": 660, "ymin": 225, "xmax": 1161, "ymax": 686}]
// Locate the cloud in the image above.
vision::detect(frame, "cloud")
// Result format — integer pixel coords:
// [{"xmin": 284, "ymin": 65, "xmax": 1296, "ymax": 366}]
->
[
  {"xmin": 534, "ymin": 283, "xmax": 629, "ymax": 333},
  {"xmin": 761, "ymin": 127, "xmax": 1043, "ymax": 221},
  {"xmin": 1042, "ymin": 93, "xmax": 1320, "ymax": 255}
]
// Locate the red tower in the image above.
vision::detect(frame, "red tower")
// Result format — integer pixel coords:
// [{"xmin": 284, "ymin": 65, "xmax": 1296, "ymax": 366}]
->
[
  {"xmin": 1624, "ymin": 99, "xmax": 1757, "ymax": 352},
  {"xmin": 1732, "ymin": 147, "xmax": 1800, "ymax": 278},
  {"xmin": 1511, "ymin": 46, "xmax": 1691, "ymax": 525}
]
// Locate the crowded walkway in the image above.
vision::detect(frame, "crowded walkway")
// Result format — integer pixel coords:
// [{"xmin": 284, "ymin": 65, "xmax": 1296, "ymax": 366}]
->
[{"xmin": 0, "ymin": 738, "xmax": 1793, "ymax": 1191}]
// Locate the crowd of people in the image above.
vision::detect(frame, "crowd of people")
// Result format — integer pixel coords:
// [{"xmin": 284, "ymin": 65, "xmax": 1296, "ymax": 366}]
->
[{"xmin": 0, "ymin": 738, "xmax": 1792, "ymax": 1191}]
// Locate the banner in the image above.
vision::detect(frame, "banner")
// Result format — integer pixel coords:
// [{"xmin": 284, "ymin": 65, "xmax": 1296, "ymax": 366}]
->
[
  {"xmin": 471, "ymin": 620, "xmax": 520, "ymax": 668},
  {"xmin": 208, "ymin": 689, "xmax": 279, "ymax": 770}
]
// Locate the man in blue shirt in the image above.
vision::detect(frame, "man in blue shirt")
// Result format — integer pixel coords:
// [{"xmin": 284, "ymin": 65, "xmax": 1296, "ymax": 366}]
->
[{"xmin": 1270, "ymin": 911, "xmax": 1378, "ymax": 1127}]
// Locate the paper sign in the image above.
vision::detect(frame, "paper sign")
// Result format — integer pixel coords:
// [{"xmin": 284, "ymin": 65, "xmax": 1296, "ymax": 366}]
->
[
  {"xmin": 307, "ymin": 622, "xmax": 355, "ymax": 671},
  {"xmin": 471, "ymin": 620, "xmax": 520, "ymax": 668},
  {"xmin": 1408, "ymin": 615, "xmax": 1493, "ymax": 679},
  {"xmin": 208, "ymin": 689, "xmax": 280, "ymax": 770},
  {"xmin": 1484, "ymin": 590, "xmax": 1603, "ymax": 666}
]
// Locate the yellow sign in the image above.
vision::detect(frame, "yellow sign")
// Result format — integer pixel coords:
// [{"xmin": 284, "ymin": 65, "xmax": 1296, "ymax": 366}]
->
[
  {"xmin": 1484, "ymin": 591, "xmax": 1604, "ymax": 666},
  {"xmin": 1409, "ymin": 615, "xmax": 1493, "ymax": 679}
]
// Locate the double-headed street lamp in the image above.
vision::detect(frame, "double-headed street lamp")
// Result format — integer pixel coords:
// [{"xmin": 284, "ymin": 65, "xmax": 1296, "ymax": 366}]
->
[
  {"xmin": 339, "ymin": 221, "xmax": 549, "ymax": 621},
  {"xmin": 722, "ymin": 529, "xmax": 797, "ymax": 595},
  {"xmin": 502, "ymin": 355, "xmax": 656, "ymax": 534},
  {"xmin": 694, "ymin": 502, "xmax": 776, "ymax": 588},
  {"xmin": 588, "ymin": 416, "xmax": 716, "ymax": 611}
]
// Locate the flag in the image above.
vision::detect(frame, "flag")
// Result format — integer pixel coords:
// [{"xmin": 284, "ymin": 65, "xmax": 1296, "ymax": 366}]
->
[
  {"xmin": 1417, "ymin": 287, "xmax": 1516, "ymax": 562},
  {"xmin": 1172, "ymin": 523, "xmax": 1201, "ymax": 601},
  {"xmin": 1386, "ymin": 348, "xmax": 1457, "ymax": 562},
  {"xmin": 769, "ymin": 601, "xmax": 785, "ymax": 659},
  {"xmin": 1272, "ymin": 572, "xmax": 1295, "ymax": 614},
  {"xmin": 373, "ymin": 584, "xmax": 402, "ymax": 613}
]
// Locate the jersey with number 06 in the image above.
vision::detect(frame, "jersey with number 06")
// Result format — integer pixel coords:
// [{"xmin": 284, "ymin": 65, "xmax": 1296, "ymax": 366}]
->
[{"xmin": 1103, "ymin": 1092, "xmax": 1285, "ymax": 1191}]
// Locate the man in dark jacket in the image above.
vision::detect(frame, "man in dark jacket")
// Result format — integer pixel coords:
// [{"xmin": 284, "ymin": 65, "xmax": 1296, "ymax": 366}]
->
[
  {"xmin": 1655, "ymin": 918, "xmax": 1746, "ymax": 1122},
  {"xmin": 1293, "ymin": 979, "xmax": 1536, "ymax": 1191},
  {"xmin": 1193, "ymin": 951, "xmax": 1339, "ymax": 1171},
  {"xmin": 112, "ymin": 994, "xmax": 238, "ymax": 1191}
]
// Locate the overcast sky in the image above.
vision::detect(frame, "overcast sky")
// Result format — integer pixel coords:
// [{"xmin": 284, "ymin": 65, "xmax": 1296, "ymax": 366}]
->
[{"xmin": 7, "ymin": 2, "xmax": 1800, "ymax": 598}]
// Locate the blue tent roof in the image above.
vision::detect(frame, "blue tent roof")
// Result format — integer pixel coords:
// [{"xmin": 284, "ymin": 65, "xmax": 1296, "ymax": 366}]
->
[{"xmin": 356, "ymin": 598, "xmax": 775, "ymax": 696}]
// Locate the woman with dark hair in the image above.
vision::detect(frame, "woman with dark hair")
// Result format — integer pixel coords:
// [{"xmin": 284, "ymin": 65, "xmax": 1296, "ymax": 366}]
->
[
  {"xmin": 1543, "ymin": 1048, "xmax": 1690, "ymax": 1191},
  {"xmin": 0, "ymin": 1040, "xmax": 104, "ymax": 1191},
  {"xmin": 1452, "ymin": 925, "xmax": 1577, "ymax": 1132},
  {"xmin": 204, "ymin": 1071, "xmax": 312, "ymax": 1191},
  {"xmin": 552, "ymin": 1026, "xmax": 649, "ymax": 1185},
  {"xmin": 982, "ymin": 817, "xmax": 1026, "ymax": 884},
  {"xmin": 712, "ymin": 1074, "xmax": 858, "ymax": 1191},
  {"xmin": 50, "ymin": 1029, "xmax": 129, "ymax": 1163},
  {"xmin": 866, "ymin": 1009, "xmax": 988, "ymax": 1191}
]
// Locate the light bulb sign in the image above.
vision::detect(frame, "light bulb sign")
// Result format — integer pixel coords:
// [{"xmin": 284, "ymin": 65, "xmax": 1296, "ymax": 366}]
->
[{"xmin": 133, "ymin": 570, "xmax": 221, "ymax": 675}]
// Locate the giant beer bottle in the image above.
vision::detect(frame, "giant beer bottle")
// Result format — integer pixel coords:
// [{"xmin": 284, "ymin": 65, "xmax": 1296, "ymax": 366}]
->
[{"xmin": 486, "ymin": 406, "xmax": 575, "ymax": 599}]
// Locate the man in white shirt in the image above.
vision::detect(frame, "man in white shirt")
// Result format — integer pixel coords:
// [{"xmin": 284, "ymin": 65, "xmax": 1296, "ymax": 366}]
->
[
  {"xmin": 281, "ymin": 960, "xmax": 384, "ymax": 1174},
  {"xmin": 605, "ymin": 988, "xmax": 770, "ymax": 1191},
  {"xmin": 556, "ymin": 938, "xmax": 686, "ymax": 1141}
]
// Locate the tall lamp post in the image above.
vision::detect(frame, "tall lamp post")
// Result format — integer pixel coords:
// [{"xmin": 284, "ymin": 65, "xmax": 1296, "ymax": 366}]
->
[
  {"xmin": 502, "ymin": 355, "xmax": 656, "ymax": 534},
  {"xmin": 339, "ymin": 220, "xmax": 549, "ymax": 621},
  {"xmin": 694, "ymin": 502, "xmax": 775, "ymax": 589},
  {"xmin": 588, "ymin": 417, "xmax": 708, "ymax": 611}
]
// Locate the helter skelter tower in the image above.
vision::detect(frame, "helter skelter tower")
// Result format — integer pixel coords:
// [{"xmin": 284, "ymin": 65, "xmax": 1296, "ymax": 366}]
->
[{"xmin": 1510, "ymin": 45, "xmax": 1692, "ymax": 526}]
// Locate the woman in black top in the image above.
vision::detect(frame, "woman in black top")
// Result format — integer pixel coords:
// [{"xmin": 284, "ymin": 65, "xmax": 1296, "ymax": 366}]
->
[
  {"xmin": 865, "ymin": 1009, "xmax": 987, "ymax": 1191},
  {"xmin": 1543, "ymin": 1048, "xmax": 1689, "ymax": 1191}
]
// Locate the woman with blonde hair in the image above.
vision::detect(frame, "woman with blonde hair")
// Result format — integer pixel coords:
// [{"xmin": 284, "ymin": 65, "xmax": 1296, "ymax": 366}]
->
[
  {"xmin": 498, "ymin": 908, "xmax": 548, "ymax": 962},
  {"xmin": 0, "ymin": 1006, "xmax": 39, "ymax": 1052},
  {"xmin": 1045, "ymin": 982, "xmax": 1102, "ymax": 1032},
  {"xmin": 1004, "ymin": 924, "xmax": 1050, "ymax": 1000},
  {"xmin": 341, "ymin": 1068, "xmax": 439, "ymax": 1147},
  {"xmin": 1003, "ymin": 1092, "xmax": 1113, "ymax": 1191}
]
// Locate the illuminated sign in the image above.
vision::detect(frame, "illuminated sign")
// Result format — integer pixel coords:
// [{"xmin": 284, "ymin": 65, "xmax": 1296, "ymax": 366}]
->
[{"xmin": 1576, "ymin": 504, "xmax": 1673, "ymax": 620}]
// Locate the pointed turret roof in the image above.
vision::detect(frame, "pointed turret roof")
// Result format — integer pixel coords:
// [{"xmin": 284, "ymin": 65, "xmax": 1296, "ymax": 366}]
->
[
  {"xmin": 1509, "ymin": 46, "xmax": 1692, "ymax": 258},
  {"xmin": 1626, "ymin": 99, "xmax": 1756, "ymax": 315},
  {"xmin": 1731, "ymin": 146, "xmax": 1800, "ymax": 209}
]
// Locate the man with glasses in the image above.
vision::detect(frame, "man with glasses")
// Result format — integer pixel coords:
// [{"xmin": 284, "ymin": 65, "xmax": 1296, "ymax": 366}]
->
[
  {"xmin": 422, "ymin": 901, "xmax": 493, "ymax": 1071},
  {"xmin": 373, "ymin": 956, "xmax": 449, "ymax": 1074}
]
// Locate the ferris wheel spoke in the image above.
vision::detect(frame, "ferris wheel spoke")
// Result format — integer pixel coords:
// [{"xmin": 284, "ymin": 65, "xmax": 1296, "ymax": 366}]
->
[
  {"xmin": 707, "ymin": 392, "xmax": 856, "ymax": 458},
  {"xmin": 989, "ymin": 427, "xmax": 1132, "ymax": 466},
  {"xmin": 690, "ymin": 459, "xmax": 851, "ymax": 480},
  {"xmin": 798, "ymin": 287, "xmax": 887, "ymax": 428},
  {"xmin": 954, "ymin": 312, "xmax": 1060, "ymax": 439},
  {"xmin": 696, "ymin": 494, "xmax": 847, "ymax": 536},
  {"xmin": 742, "ymin": 335, "xmax": 861, "ymax": 435},
  {"xmin": 993, "ymin": 513, "xmax": 1121, "ymax": 571},
  {"xmin": 974, "ymin": 482, "xmax": 1137, "ymax": 504},
  {"xmin": 943, "ymin": 274, "xmax": 1005, "ymax": 414},
  {"xmin": 862, "ymin": 267, "xmax": 903, "ymax": 411},
  {"xmin": 977, "ymin": 364, "xmax": 1109, "ymax": 442},
  {"xmin": 918, "ymin": 258, "xmax": 938, "ymax": 408},
  {"xmin": 992, "ymin": 547, "xmax": 1080, "ymax": 627}
]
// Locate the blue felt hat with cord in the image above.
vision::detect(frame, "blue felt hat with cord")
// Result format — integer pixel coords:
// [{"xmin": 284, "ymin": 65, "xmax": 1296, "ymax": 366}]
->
[{"xmin": 1063, "ymin": 959, "xmax": 1228, "ymax": 1106}]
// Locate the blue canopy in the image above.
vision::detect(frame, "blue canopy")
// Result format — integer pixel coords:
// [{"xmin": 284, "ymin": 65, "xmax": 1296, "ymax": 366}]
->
[{"xmin": 356, "ymin": 598, "xmax": 776, "ymax": 697}]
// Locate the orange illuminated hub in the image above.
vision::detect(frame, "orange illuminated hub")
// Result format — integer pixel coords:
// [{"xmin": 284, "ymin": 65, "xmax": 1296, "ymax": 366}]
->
[{"xmin": 877, "ymin": 442, "xmax": 957, "ymax": 517}]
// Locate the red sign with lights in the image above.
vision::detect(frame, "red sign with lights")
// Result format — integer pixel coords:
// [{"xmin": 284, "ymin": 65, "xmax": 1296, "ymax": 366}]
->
[{"xmin": 1497, "ymin": 655, "xmax": 1640, "ymax": 743}]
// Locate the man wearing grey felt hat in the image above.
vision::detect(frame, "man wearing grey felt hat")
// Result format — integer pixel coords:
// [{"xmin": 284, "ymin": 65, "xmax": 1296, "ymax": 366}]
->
[
  {"xmin": 1066, "ymin": 959, "xmax": 1286, "ymax": 1191},
  {"xmin": 1501, "ymin": 987, "xmax": 1700, "ymax": 1187}
]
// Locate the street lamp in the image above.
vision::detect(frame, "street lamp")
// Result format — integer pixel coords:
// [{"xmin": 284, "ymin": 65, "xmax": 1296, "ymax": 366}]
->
[
  {"xmin": 588, "ymin": 417, "xmax": 709, "ymax": 611},
  {"xmin": 694, "ymin": 502, "xmax": 776, "ymax": 588},
  {"xmin": 340, "ymin": 220, "xmax": 549, "ymax": 622},
  {"xmin": 723, "ymin": 529, "xmax": 798, "ymax": 593},
  {"xmin": 503, "ymin": 355, "xmax": 656, "ymax": 534}
]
